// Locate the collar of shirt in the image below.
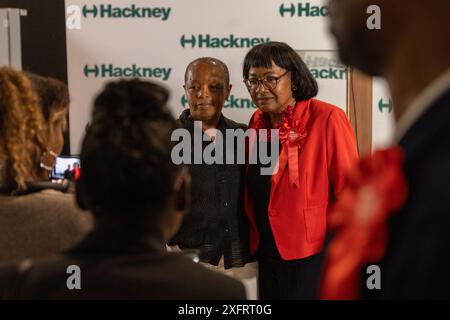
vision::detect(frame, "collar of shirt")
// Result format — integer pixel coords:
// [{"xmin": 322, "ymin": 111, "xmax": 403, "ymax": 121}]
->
[
  {"xmin": 182, "ymin": 109, "xmax": 227, "ymax": 131},
  {"xmin": 70, "ymin": 222, "xmax": 167, "ymax": 255},
  {"xmin": 394, "ymin": 68, "xmax": 450, "ymax": 144}
]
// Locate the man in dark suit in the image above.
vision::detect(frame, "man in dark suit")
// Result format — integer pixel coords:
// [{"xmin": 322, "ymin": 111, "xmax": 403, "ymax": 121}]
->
[
  {"xmin": 0, "ymin": 79, "xmax": 246, "ymax": 300},
  {"xmin": 327, "ymin": 0, "xmax": 450, "ymax": 298}
]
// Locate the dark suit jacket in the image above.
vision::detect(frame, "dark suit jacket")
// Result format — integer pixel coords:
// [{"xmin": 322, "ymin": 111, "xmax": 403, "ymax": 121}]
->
[
  {"xmin": 0, "ymin": 226, "xmax": 246, "ymax": 300},
  {"xmin": 366, "ymin": 89, "xmax": 450, "ymax": 299}
]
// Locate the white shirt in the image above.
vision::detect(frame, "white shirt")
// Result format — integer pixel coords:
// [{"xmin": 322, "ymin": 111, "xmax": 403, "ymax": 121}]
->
[{"xmin": 394, "ymin": 68, "xmax": 450, "ymax": 143}]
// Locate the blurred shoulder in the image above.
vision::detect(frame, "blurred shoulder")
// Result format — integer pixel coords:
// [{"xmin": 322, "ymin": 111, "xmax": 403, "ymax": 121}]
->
[
  {"xmin": 167, "ymin": 254, "xmax": 247, "ymax": 299},
  {"xmin": 0, "ymin": 189, "xmax": 93, "ymax": 231}
]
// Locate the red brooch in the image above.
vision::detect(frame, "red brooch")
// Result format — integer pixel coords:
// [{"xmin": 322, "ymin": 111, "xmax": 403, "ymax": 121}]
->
[
  {"xmin": 320, "ymin": 147, "xmax": 408, "ymax": 299},
  {"xmin": 254, "ymin": 105, "xmax": 307, "ymax": 187}
]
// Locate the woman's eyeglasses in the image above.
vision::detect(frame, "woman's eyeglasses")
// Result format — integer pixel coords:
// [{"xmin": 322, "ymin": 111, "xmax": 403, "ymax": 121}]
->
[{"xmin": 244, "ymin": 71, "xmax": 290, "ymax": 91}]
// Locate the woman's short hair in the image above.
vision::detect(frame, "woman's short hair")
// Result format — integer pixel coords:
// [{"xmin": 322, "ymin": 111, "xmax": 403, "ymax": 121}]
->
[
  {"xmin": 0, "ymin": 67, "xmax": 47, "ymax": 191},
  {"xmin": 243, "ymin": 41, "xmax": 318, "ymax": 102},
  {"xmin": 77, "ymin": 79, "xmax": 180, "ymax": 221}
]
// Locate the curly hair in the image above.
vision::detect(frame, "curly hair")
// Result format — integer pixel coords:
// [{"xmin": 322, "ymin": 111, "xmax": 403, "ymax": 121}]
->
[
  {"xmin": 77, "ymin": 79, "xmax": 180, "ymax": 220},
  {"xmin": 0, "ymin": 67, "xmax": 47, "ymax": 191},
  {"xmin": 27, "ymin": 72, "xmax": 69, "ymax": 128}
]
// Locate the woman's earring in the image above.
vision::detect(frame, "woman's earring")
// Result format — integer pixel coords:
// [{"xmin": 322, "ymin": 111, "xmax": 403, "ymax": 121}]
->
[
  {"xmin": 48, "ymin": 150, "xmax": 58, "ymax": 157},
  {"xmin": 292, "ymin": 85, "xmax": 298, "ymax": 92}
]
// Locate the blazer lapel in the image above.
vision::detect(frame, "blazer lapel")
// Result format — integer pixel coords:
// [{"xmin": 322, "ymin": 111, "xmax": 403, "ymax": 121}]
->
[{"xmin": 399, "ymin": 90, "xmax": 450, "ymax": 165}]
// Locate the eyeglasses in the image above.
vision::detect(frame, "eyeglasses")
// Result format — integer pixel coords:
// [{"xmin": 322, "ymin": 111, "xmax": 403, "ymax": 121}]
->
[{"xmin": 244, "ymin": 71, "xmax": 290, "ymax": 91}]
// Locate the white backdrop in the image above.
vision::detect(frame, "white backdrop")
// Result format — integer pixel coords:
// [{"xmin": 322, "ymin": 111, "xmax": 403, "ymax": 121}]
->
[
  {"xmin": 372, "ymin": 77, "xmax": 395, "ymax": 149},
  {"xmin": 65, "ymin": 0, "xmax": 394, "ymax": 154}
]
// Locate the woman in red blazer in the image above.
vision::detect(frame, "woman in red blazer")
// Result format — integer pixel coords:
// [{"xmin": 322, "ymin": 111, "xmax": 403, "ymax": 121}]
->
[{"xmin": 243, "ymin": 42, "xmax": 359, "ymax": 299}]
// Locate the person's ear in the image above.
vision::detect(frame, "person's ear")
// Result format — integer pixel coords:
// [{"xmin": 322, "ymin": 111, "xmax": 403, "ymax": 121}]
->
[
  {"xmin": 226, "ymin": 83, "xmax": 232, "ymax": 100},
  {"xmin": 173, "ymin": 167, "xmax": 191, "ymax": 215}
]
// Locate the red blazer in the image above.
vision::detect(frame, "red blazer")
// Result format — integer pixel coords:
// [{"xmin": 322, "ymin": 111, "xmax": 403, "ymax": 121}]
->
[
  {"xmin": 71, "ymin": 168, "xmax": 81, "ymax": 181},
  {"xmin": 245, "ymin": 99, "xmax": 359, "ymax": 260}
]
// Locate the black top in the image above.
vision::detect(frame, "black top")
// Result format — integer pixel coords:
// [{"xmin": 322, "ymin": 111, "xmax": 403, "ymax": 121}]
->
[
  {"xmin": 247, "ymin": 141, "xmax": 282, "ymax": 260},
  {"xmin": 169, "ymin": 109, "xmax": 253, "ymax": 269},
  {"xmin": 0, "ymin": 225, "xmax": 246, "ymax": 300}
]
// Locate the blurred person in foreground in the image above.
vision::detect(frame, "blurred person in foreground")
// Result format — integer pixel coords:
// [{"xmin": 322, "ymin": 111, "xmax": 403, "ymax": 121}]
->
[
  {"xmin": 0, "ymin": 67, "xmax": 92, "ymax": 263},
  {"xmin": 321, "ymin": 0, "xmax": 450, "ymax": 299},
  {"xmin": 0, "ymin": 79, "xmax": 246, "ymax": 299}
]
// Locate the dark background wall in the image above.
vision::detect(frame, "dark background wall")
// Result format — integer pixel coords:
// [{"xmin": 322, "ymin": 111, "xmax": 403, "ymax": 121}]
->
[{"xmin": 0, "ymin": 0, "xmax": 71, "ymax": 154}]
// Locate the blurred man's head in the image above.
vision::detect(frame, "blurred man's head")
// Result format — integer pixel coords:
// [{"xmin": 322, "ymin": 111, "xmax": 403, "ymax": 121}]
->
[
  {"xmin": 328, "ymin": 0, "xmax": 450, "ymax": 76},
  {"xmin": 328, "ymin": 0, "xmax": 396, "ymax": 75},
  {"xmin": 183, "ymin": 58, "xmax": 231, "ymax": 126},
  {"xmin": 77, "ymin": 79, "xmax": 190, "ymax": 241}
]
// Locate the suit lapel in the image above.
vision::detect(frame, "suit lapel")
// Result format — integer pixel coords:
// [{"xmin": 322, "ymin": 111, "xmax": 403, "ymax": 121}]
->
[{"xmin": 399, "ymin": 90, "xmax": 450, "ymax": 164}]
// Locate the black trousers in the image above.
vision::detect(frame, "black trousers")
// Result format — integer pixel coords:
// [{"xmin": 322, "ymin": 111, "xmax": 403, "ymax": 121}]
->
[{"xmin": 258, "ymin": 252, "xmax": 323, "ymax": 300}]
